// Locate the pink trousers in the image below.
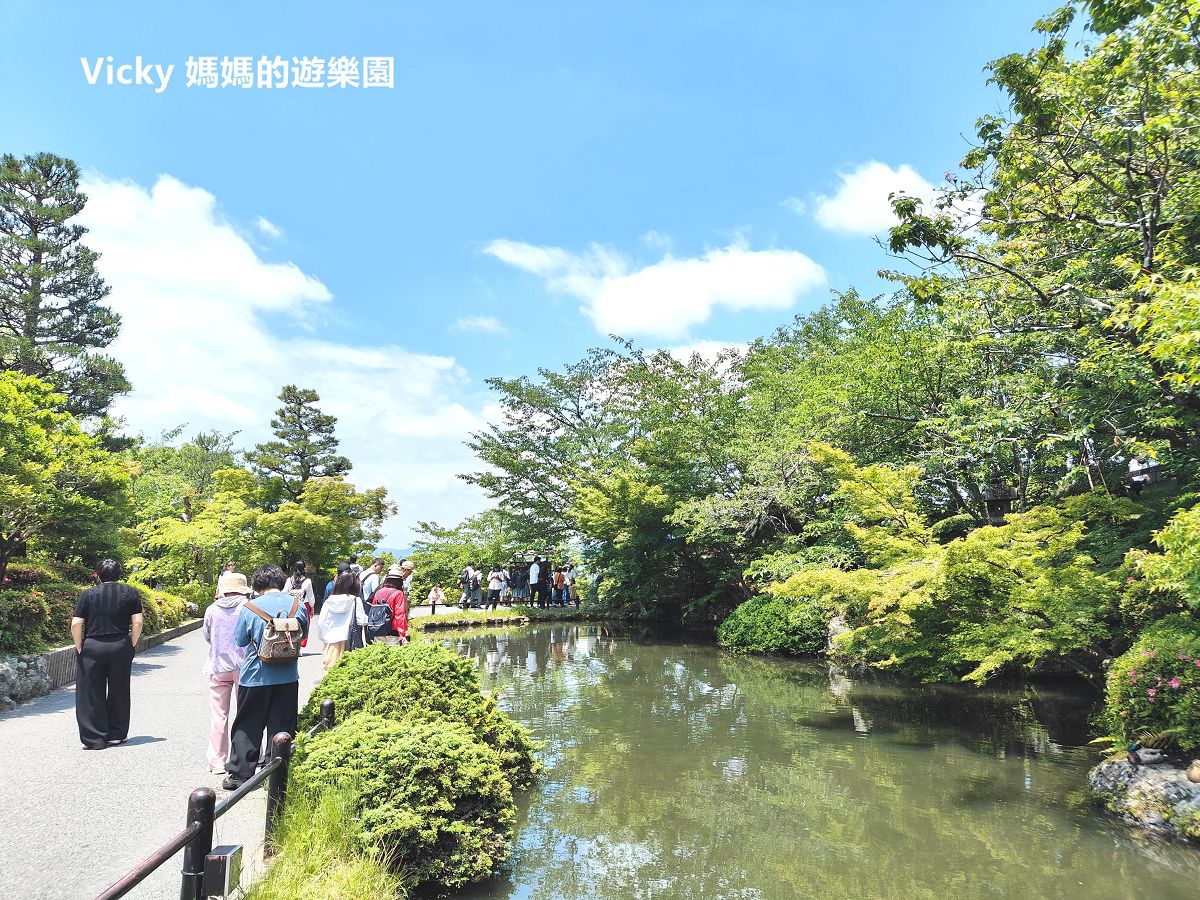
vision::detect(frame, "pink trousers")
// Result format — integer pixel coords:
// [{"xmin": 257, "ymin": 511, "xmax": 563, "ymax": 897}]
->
[{"xmin": 207, "ymin": 670, "xmax": 239, "ymax": 771}]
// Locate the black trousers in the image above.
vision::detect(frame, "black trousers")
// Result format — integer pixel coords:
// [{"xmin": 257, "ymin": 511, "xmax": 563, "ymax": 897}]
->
[
  {"xmin": 529, "ymin": 583, "xmax": 543, "ymax": 607},
  {"xmin": 76, "ymin": 636, "xmax": 134, "ymax": 749},
  {"xmin": 225, "ymin": 681, "xmax": 299, "ymax": 780}
]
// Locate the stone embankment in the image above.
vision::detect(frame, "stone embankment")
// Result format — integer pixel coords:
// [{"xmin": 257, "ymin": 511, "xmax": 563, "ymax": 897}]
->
[
  {"xmin": 1090, "ymin": 758, "xmax": 1200, "ymax": 840},
  {"xmin": 0, "ymin": 655, "xmax": 52, "ymax": 711}
]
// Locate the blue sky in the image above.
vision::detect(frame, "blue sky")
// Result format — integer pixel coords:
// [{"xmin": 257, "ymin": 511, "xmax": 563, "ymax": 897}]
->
[{"xmin": 1, "ymin": 0, "xmax": 1053, "ymax": 543}]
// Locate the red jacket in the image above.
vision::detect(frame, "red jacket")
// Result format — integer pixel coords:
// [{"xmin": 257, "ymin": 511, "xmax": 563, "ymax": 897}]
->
[{"xmin": 373, "ymin": 586, "xmax": 408, "ymax": 638}]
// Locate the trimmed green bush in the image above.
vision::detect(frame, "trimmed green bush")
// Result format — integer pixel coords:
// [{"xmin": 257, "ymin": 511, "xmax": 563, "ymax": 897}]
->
[
  {"xmin": 2, "ymin": 560, "xmax": 55, "ymax": 587},
  {"xmin": 1104, "ymin": 615, "xmax": 1200, "ymax": 753},
  {"xmin": 134, "ymin": 586, "xmax": 189, "ymax": 635},
  {"xmin": 39, "ymin": 582, "xmax": 81, "ymax": 646},
  {"xmin": 292, "ymin": 712, "xmax": 515, "ymax": 891},
  {"xmin": 0, "ymin": 589, "xmax": 51, "ymax": 654},
  {"xmin": 717, "ymin": 593, "xmax": 828, "ymax": 655},
  {"xmin": 930, "ymin": 513, "xmax": 979, "ymax": 544},
  {"xmin": 171, "ymin": 582, "xmax": 216, "ymax": 615},
  {"xmin": 300, "ymin": 642, "xmax": 539, "ymax": 789}
]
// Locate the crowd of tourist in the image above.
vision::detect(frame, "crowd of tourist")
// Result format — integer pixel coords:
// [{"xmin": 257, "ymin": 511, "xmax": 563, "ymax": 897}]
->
[
  {"xmin": 70, "ymin": 554, "xmax": 419, "ymax": 790},
  {"xmin": 457, "ymin": 556, "xmax": 579, "ymax": 610},
  {"xmin": 69, "ymin": 551, "xmax": 583, "ymax": 787}
]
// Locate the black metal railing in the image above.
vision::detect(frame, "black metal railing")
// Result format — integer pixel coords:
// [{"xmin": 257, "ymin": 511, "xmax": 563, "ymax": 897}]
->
[{"xmin": 95, "ymin": 699, "xmax": 337, "ymax": 900}]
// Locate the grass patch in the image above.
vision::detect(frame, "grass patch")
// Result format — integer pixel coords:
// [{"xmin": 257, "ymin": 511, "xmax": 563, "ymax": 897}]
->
[{"xmin": 247, "ymin": 782, "xmax": 405, "ymax": 900}]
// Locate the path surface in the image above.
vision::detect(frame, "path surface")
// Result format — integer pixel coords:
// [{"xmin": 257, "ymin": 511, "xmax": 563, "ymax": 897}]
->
[{"xmin": 0, "ymin": 626, "xmax": 329, "ymax": 900}]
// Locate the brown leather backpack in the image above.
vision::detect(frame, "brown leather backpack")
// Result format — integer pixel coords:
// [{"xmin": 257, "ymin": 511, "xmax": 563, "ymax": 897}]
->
[{"xmin": 244, "ymin": 595, "xmax": 303, "ymax": 663}]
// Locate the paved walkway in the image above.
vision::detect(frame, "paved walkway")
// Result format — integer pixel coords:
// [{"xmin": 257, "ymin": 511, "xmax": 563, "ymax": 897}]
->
[{"xmin": 0, "ymin": 627, "xmax": 328, "ymax": 900}]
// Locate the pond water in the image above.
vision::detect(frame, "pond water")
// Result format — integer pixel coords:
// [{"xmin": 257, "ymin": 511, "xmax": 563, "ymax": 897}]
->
[{"xmin": 447, "ymin": 625, "xmax": 1200, "ymax": 899}]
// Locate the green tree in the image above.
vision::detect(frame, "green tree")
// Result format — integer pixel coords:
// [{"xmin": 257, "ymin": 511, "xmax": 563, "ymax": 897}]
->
[
  {"xmin": 126, "ymin": 426, "xmax": 240, "ymax": 526},
  {"xmin": 887, "ymin": 1, "xmax": 1200, "ymax": 465},
  {"xmin": 409, "ymin": 508, "xmax": 535, "ymax": 600},
  {"xmin": 247, "ymin": 385, "xmax": 351, "ymax": 503},
  {"xmin": 0, "ymin": 153, "xmax": 129, "ymax": 418},
  {"xmin": 0, "ymin": 372, "xmax": 129, "ymax": 580}
]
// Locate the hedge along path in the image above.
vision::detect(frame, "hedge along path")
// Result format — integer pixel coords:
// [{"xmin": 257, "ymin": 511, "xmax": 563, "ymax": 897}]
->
[{"xmin": 0, "ymin": 623, "xmax": 328, "ymax": 899}]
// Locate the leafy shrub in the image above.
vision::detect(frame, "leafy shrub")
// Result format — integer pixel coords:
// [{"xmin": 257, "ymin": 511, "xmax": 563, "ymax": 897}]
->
[
  {"xmin": 833, "ymin": 505, "xmax": 1117, "ymax": 683},
  {"xmin": 300, "ymin": 642, "xmax": 539, "ymax": 788},
  {"xmin": 930, "ymin": 513, "xmax": 978, "ymax": 544},
  {"xmin": 164, "ymin": 582, "xmax": 212, "ymax": 617},
  {"xmin": 247, "ymin": 782, "xmax": 405, "ymax": 900},
  {"xmin": 0, "ymin": 589, "xmax": 51, "ymax": 654},
  {"xmin": 1136, "ymin": 500, "xmax": 1200, "ymax": 609},
  {"xmin": 39, "ymin": 582, "xmax": 81, "ymax": 646},
  {"xmin": 1104, "ymin": 615, "xmax": 1200, "ymax": 753},
  {"xmin": 292, "ymin": 712, "xmax": 515, "ymax": 891},
  {"xmin": 717, "ymin": 594, "xmax": 828, "ymax": 655},
  {"xmin": 2, "ymin": 560, "xmax": 55, "ymax": 587},
  {"xmin": 132, "ymin": 586, "xmax": 189, "ymax": 635},
  {"xmin": 1116, "ymin": 561, "xmax": 1186, "ymax": 634}
]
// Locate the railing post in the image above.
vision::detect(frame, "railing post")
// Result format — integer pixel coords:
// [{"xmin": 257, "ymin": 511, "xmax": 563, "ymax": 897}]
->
[
  {"xmin": 179, "ymin": 787, "xmax": 215, "ymax": 900},
  {"xmin": 264, "ymin": 732, "xmax": 293, "ymax": 855},
  {"xmin": 319, "ymin": 699, "xmax": 336, "ymax": 731}
]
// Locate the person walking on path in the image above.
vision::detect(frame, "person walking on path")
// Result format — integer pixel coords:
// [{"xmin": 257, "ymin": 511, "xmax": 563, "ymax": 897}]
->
[
  {"xmin": 486, "ymin": 566, "xmax": 505, "ymax": 610},
  {"xmin": 366, "ymin": 562, "xmax": 411, "ymax": 645},
  {"xmin": 223, "ymin": 564, "xmax": 309, "ymax": 790},
  {"xmin": 71, "ymin": 559, "xmax": 144, "ymax": 750},
  {"xmin": 360, "ymin": 557, "xmax": 384, "ymax": 602},
  {"xmin": 318, "ymin": 569, "xmax": 359, "ymax": 671},
  {"xmin": 427, "ymin": 583, "xmax": 445, "ymax": 615},
  {"xmin": 283, "ymin": 560, "xmax": 315, "ymax": 649},
  {"xmin": 203, "ymin": 571, "xmax": 249, "ymax": 772},
  {"xmin": 321, "ymin": 562, "xmax": 351, "ymax": 614}
]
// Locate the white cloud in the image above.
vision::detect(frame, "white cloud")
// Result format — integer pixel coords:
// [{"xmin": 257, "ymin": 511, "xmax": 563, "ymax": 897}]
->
[
  {"xmin": 255, "ymin": 216, "xmax": 282, "ymax": 239},
  {"xmin": 452, "ymin": 315, "xmax": 508, "ymax": 334},
  {"xmin": 813, "ymin": 161, "xmax": 935, "ymax": 235},
  {"xmin": 80, "ymin": 173, "xmax": 488, "ymax": 544},
  {"xmin": 483, "ymin": 239, "xmax": 825, "ymax": 341},
  {"xmin": 780, "ymin": 196, "xmax": 807, "ymax": 216}
]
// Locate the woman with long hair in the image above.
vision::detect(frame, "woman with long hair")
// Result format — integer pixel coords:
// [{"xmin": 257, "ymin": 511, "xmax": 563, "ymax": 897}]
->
[
  {"xmin": 317, "ymin": 569, "xmax": 359, "ymax": 670},
  {"xmin": 282, "ymin": 560, "xmax": 315, "ymax": 648}
]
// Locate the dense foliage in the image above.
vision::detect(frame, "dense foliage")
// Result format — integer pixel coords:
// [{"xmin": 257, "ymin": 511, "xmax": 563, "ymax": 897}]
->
[
  {"xmin": 1104, "ymin": 615, "xmax": 1200, "ymax": 753},
  {"xmin": 293, "ymin": 712, "xmax": 515, "ymax": 891},
  {"xmin": 447, "ymin": 1, "xmax": 1200, "ymax": 730},
  {"xmin": 717, "ymin": 591, "xmax": 828, "ymax": 656},
  {"xmin": 0, "ymin": 373, "xmax": 130, "ymax": 583},
  {"xmin": 300, "ymin": 641, "xmax": 539, "ymax": 788},
  {"xmin": 0, "ymin": 152, "xmax": 129, "ymax": 418}
]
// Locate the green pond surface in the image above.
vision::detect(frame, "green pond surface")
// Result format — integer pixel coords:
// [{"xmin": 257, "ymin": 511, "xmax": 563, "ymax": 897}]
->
[{"xmin": 447, "ymin": 624, "xmax": 1200, "ymax": 899}]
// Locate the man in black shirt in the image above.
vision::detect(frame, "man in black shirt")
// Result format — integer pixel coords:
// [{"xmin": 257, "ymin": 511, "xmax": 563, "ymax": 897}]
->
[{"xmin": 71, "ymin": 559, "xmax": 144, "ymax": 749}]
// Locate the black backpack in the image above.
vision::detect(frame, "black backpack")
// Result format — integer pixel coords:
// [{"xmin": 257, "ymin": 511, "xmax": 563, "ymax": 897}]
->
[
  {"xmin": 365, "ymin": 588, "xmax": 396, "ymax": 640},
  {"xmin": 470, "ymin": 571, "xmax": 481, "ymax": 591}
]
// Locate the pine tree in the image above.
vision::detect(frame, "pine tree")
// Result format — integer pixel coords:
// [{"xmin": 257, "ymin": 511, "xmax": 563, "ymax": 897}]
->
[
  {"xmin": 248, "ymin": 385, "xmax": 352, "ymax": 502},
  {"xmin": 0, "ymin": 152, "xmax": 129, "ymax": 418}
]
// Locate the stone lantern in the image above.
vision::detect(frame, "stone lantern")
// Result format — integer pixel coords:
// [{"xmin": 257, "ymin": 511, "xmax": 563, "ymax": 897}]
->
[{"xmin": 982, "ymin": 475, "xmax": 1019, "ymax": 524}]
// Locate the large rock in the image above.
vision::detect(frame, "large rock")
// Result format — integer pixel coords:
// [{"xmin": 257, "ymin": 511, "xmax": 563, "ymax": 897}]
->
[
  {"xmin": 0, "ymin": 654, "xmax": 52, "ymax": 711},
  {"xmin": 1090, "ymin": 758, "xmax": 1200, "ymax": 840}
]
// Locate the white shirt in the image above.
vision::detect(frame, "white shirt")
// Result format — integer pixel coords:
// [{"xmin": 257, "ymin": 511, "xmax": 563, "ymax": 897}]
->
[
  {"xmin": 361, "ymin": 571, "xmax": 381, "ymax": 600},
  {"xmin": 284, "ymin": 576, "xmax": 315, "ymax": 609},
  {"xmin": 488, "ymin": 571, "xmax": 503, "ymax": 590},
  {"xmin": 529, "ymin": 562, "xmax": 540, "ymax": 584}
]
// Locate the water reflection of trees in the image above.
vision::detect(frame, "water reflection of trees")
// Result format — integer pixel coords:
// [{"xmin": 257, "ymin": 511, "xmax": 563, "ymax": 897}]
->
[{"xmin": 448, "ymin": 627, "xmax": 1200, "ymax": 900}]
